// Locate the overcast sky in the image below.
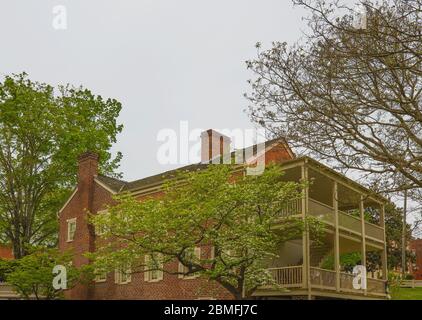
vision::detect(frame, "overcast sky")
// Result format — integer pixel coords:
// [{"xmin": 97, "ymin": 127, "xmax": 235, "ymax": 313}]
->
[{"xmin": 1, "ymin": 0, "xmax": 349, "ymax": 181}]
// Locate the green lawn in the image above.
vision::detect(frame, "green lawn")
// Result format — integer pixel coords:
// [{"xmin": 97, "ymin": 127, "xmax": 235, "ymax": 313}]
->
[{"xmin": 391, "ymin": 287, "xmax": 422, "ymax": 300}]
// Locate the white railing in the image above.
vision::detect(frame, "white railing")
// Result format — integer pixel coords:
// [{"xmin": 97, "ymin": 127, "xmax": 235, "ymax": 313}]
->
[
  {"xmin": 265, "ymin": 266, "xmax": 387, "ymax": 296},
  {"xmin": 267, "ymin": 266, "xmax": 303, "ymax": 287},
  {"xmin": 367, "ymin": 277, "xmax": 387, "ymax": 294},
  {"xmin": 308, "ymin": 198, "xmax": 384, "ymax": 242},
  {"xmin": 279, "ymin": 199, "xmax": 302, "ymax": 217},
  {"xmin": 365, "ymin": 222, "xmax": 384, "ymax": 241},
  {"xmin": 401, "ymin": 280, "xmax": 422, "ymax": 288},
  {"xmin": 338, "ymin": 210, "xmax": 362, "ymax": 234},
  {"xmin": 310, "ymin": 267, "xmax": 336, "ymax": 289}
]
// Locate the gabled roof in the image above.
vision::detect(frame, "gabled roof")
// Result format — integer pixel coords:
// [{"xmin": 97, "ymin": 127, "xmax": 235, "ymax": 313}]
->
[
  {"xmin": 95, "ymin": 175, "xmax": 127, "ymax": 193},
  {"xmin": 96, "ymin": 138, "xmax": 290, "ymax": 194}
]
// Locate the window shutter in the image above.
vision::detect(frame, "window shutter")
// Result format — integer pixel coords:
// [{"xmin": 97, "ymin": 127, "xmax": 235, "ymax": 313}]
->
[
  {"xmin": 178, "ymin": 261, "xmax": 185, "ymax": 279},
  {"xmin": 144, "ymin": 255, "xmax": 150, "ymax": 282},
  {"xmin": 114, "ymin": 268, "xmax": 119, "ymax": 284},
  {"xmin": 210, "ymin": 246, "xmax": 215, "ymax": 259},
  {"xmin": 126, "ymin": 265, "xmax": 132, "ymax": 283},
  {"xmin": 194, "ymin": 247, "xmax": 201, "ymax": 260},
  {"xmin": 157, "ymin": 269, "xmax": 164, "ymax": 281},
  {"xmin": 157, "ymin": 253, "xmax": 164, "ymax": 280}
]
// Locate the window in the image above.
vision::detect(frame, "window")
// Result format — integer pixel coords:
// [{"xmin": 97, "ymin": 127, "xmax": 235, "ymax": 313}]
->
[
  {"xmin": 144, "ymin": 254, "xmax": 163, "ymax": 282},
  {"xmin": 67, "ymin": 218, "xmax": 76, "ymax": 242},
  {"xmin": 178, "ymin": 247, "xmax": 201, "ymax": 279},
  {"xmin": 115, "ymin": 263, "xmax": 131, "ymax": 284},
  {"xmin": 95, "ymin": 210, "xmax": 108, "ymax": 236},
  {"xmin": 95, "ymin": 270, "xmax": 107, "ymax": 283}
]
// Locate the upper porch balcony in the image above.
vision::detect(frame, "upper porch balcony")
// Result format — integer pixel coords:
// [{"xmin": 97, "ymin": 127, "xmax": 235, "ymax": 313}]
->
[
  {"xmin": 257, "ymin": 157, "xmax": 388, "ymax": 300},
  {"xmin": 279, "ymin": 197, "xmax": 385, "ymax": 244},
  {"xmin": 276, "ymin": 157, "xmax": 386, "ymax": 247}
]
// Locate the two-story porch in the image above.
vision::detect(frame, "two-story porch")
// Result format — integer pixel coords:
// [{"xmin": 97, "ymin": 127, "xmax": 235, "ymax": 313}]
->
[{"xmin": 255, "ymin": 157, "xmax": 388, "ymax": 300}]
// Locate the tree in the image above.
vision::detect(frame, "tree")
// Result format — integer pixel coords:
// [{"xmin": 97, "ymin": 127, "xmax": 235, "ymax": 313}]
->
[
  {"xmin": 0, "ymin": 258, "xmax": 17, "ymax": 282},
  {"xmin": 0, "ymin": 73, "xmax": 123, "ymax": 258},
  {"xmin": 383, "ymin": 203, "xmax": 415, "ymax": 271},
  {"xmin": 247, "ymin": 0, "xmax": 421, "ymax": 201},
  {"xmin": 90, "ymin": 164, "xmax": 323, "ymax": 299},
  {"xmin": 5, "ymin": 248, "xmax": 81, "ymax": 300}
]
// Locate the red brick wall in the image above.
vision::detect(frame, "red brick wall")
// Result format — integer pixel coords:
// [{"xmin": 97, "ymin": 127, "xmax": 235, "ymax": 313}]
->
[
  {"xmin": 60, "ymin": 180, "xmax": 233, "ymax": 300},
  {"xmin": 411, "ymin": 239, "xmax": 422, "ymax": 280},
  {"xmin": 59, "ymin": 142, "xmax": 293, "ymax": 299},
  {"xmin": 264, "ymin": 142, "xmax": 293, "ymax": 164},
  {"xmin": 0, "ymin": 244, "xmax": 13, "ymax": 260},
  {"xmin": 89, "ymin": 247, "xmax": 233, "ymax": 300}
]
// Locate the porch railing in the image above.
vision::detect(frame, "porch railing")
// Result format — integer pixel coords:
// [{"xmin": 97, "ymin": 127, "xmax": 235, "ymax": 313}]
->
[
  {"xmin": 365, "ymin": 222, "xmax": 384, "ymax": 241},
  {"xmin": 308, "ymin": 198, "xmax": 384, "ymax": 242},
  {"xmin": 367, "ymin": 277, "xmax": 387, "ymax": 294},
  {"xmin": 279, "ymin": 199, "xmax": 302, "ymax": 217},
  {"xmin": 310, "ymin": 267, "xmax": 336, "ymax": 289},
  {"xmin": 265, "ymin": 267, "xmax": 387, "ymax": 297},
  {"xmin": 267, "ymin": 266, "xmax": 303, "ymax": 288}
]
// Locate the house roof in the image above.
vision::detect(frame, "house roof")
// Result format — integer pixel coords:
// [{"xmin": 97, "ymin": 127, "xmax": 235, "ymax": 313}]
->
[
  {"xmin": 95, "ymin": 175, "xmax": 127, "ymax": 193},
  {"xmin": 93, "ymin": 137, "xmax": 387, "ymax": 204},
  {"xmin": 96, "ymin": 138, "xmax": 288, "ymax": 194}
]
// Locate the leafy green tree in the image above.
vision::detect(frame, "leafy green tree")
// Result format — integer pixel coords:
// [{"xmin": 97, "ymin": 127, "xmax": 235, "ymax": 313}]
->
[
  {"xmin": 321, "ymin": 252, "xmax": 362, "ymax": 273},
  {"xmin": 383, "ymin": 203, "xmax": 415, "ymax": 270},
  {"xmin": 5, "ymin": 248, "xmax": 81, "ymax": 300},
  {"xmin": 90, "ymin": 164, "xmax": 323, "ymax": 299},
  {"xmin": 0, "ymin": 258, "xmax": 17, "ymax": 282},
  {"xmin": 0, "ymin": 73, "xmax": 123, "ymax": 258}
]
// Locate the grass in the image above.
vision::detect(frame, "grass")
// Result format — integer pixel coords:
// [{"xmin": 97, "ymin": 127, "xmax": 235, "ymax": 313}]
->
[{"xmin": 391, "ymin": 287, "xmax": 422, "ymax": 300}]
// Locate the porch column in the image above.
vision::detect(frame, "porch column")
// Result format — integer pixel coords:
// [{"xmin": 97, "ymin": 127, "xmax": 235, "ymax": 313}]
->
[
  {"xmin": 359, "ymin": 195, "xmax": 367, "ymax": 295},
  {"xmin": 380, "ymin": 204, "xmax": 388, "ymax": 280},
  {"xmin": 301, "ymin": 163, "xmax": 311, "ymax": 299},
  {"xmin": 333, "ymin": 181, "xmax": 340, "ymax": 292}
]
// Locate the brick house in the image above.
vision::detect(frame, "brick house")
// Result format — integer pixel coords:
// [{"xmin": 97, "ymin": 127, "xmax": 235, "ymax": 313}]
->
[
  {"xmin": 0, "ymin": 244, "xmax": 13, "ymax": 260},
  {"xmin": 410, "ymin": 239, "xmax": 422, "ymax": 280},
  {"xmin": 59, "ymin": 129, "xmax": 388, "ymax": 300}
]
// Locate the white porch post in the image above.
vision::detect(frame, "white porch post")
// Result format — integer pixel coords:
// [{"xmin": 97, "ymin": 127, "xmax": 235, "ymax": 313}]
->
[
  {"xmin": 360, "ymin": 195, "xmax": 367, "ymax": 296},
  {"xmin": 333, "ymin": 181, "xmax": 340, "ymax": 292}
]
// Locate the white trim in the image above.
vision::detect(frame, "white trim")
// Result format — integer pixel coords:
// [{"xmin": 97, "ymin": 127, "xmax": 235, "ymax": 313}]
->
[
  {"xmin": 57, "ymin": 188, "xmax": 78, "ymax": 216},
  {"xmin": 94, "ymin": 177, "xmax": 117, "ymax": 195},
  {"xmin": 94, "ymin": 270, "xmax": 107, "ymax": 283}
]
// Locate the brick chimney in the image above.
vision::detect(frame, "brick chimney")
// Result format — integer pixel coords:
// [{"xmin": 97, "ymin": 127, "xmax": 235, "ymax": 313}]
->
[
  {"xmin": 201, "ymin": 129, "xmax": 231, "ymax": 164},
  {"xmin": 70, "ymin": 151, "xmax": 99, "ymax": 299},
  {"xmin": 77, "ymin": 151, "xmax": 99, "ymax": 210}
]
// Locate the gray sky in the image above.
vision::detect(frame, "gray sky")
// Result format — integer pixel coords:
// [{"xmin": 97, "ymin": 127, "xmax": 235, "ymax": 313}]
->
[{"xmin": 0, "ymin": 1, "xmax": 310, "ymax": 181}]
